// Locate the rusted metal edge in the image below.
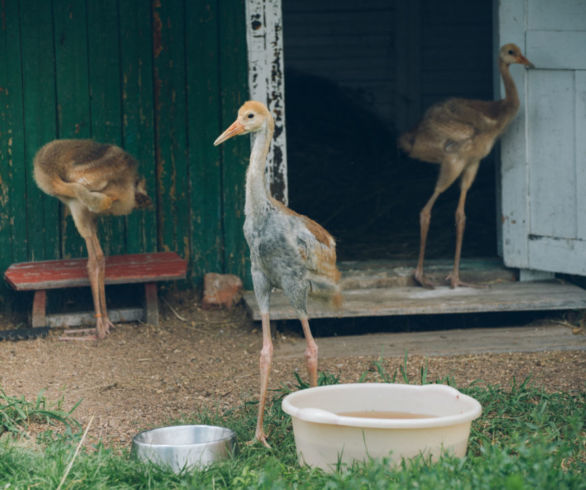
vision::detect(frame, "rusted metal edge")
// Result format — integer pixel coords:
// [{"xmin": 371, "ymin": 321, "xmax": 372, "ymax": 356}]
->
[{"xmin": 0, "ymin": 327, "xmax": 50, "ymax": 341}]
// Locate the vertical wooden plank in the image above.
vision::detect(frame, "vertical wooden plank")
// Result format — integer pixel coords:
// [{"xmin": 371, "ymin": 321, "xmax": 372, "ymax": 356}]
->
[
  {"xmin": 493, "ymin": 0, "xmax": 503, "ymax": 257},
  {"xmin": 86, "ymin": 0, "xmax": 125, "ymax": 256},
  {"xmin": 185, "ymin": 0, "xmax": 223, "ymax": 282},
  {"xmin": 120, "ymin": 0, "xmax": 157, "ymax": 254},
  {"xmin": 497, "ymin": 0, "xmax": 530, "ymax": 269},
  {"xmin": 53, "ymin": 0, "xmax": 91, "ymax": 258},
  {"xmin": 31, "ymin": 290, "xmax": 48, "ymax": 327},
  {"xmin": 218, "ymin": 0, "xmax": 250, "ymax": 284},
  {"xmin": 0, "ymin": 0, "xmax": 27, "ymax": 307},
  {"xmin": 528, "ymin": 70, "xmax": 575, "ymax": 239},
  {"xmin": 20, "ymin": 0, "xmax": 60, "ymax": 261},
  {"xmin": 144, "ymin": 282, "xmax": 159, "ymax": 325},
  {"xmin": 152, "ymin": 0, "xmax": 189, "ymax": 261},
  {"xmin": 245, "ymin": 0, "xmax": 288, "ymax": 203},
  {"xmin": 0, "ymin": 0, "xmax": 26, "ymax": 269},
  {"xmin": 576, "ymin": 71, "xmax": 586, "ymax": 240}
]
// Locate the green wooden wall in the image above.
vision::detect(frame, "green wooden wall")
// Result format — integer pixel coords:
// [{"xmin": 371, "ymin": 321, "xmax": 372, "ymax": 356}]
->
[{"xmin": 0, "ymin": 0, "xmax": 251, "ymax": 305}]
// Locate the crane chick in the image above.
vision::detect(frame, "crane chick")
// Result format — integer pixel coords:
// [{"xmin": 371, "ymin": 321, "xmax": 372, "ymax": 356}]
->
[
  {"xmin": 34, "ymin": 139, "xmax": 151, "ymax": 339},
  {"xmin": 214, "ymin": 101, "xmax": 341, "ymax": 447},
  {"xmin": 398, "ymin": 44, "xmax": 534, "ymax": 289}
]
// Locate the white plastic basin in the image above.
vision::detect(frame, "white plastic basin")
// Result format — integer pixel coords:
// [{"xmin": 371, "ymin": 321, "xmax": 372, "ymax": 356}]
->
[{"xmin": 282, "ymin": 383, "xmax": 481, "ymax": 471}]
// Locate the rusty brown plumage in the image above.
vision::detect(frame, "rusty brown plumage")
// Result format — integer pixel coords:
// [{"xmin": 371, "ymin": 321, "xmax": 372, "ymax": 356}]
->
[
  {"xmin": 398, "ymin": 43, "xmax": 534, "ymax": 289},
  {"xmin": 33, "ymin": 139, "xmax": 151, "ymax": 339}
]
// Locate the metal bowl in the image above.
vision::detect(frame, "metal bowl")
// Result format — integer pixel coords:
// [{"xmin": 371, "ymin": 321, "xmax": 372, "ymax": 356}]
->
[{"xmin": 132, "ymin": 424, "xmax": 236, "ymax": 473}]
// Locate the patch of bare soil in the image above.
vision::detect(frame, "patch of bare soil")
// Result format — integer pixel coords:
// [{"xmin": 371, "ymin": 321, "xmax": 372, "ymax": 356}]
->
[{"xmin": 0, "ymin": 291, "xmax": 584, "ymax": 449}]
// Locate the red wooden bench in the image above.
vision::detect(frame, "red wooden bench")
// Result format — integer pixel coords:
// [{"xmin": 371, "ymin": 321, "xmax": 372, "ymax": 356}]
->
[{"xmin": 4, "ymin": 252, "xmax": 187, "ymax": 329}]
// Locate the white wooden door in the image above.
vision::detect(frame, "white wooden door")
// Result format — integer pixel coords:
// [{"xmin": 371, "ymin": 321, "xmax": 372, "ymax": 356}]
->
[{"xmin": 499, "ymin": 0, "xmax": 586, "ymax": 276}]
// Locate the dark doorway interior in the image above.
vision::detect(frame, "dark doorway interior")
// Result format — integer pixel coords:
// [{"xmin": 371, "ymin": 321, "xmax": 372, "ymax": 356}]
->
[{"xmin": 282, "ymin": 0, "xmax": 496, "ymax": 262}]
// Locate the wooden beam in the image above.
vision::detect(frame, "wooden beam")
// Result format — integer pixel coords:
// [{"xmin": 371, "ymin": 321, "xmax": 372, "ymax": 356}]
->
[
  {"xmin": 245, "ymin": 0, "xmax": 288, "ymax": 203},
  {"xmin": 243, "ymin": 281, "xmax": 586, "ymax": 321},
  {"xmin": 144, "ymin": 283, "xmax": 159, "ymax": 326},
  {"xmin": 186, "ymin": 0, "xmax": 224, "ymax": 282},
  {"xmin": 31, "ymin": 290, "xmax": 47, "ymax": 328}
]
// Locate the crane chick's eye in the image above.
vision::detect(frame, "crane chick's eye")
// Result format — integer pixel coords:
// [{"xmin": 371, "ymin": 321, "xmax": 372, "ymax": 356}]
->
[
  {"xmin": 508, "ymin": 49, "xmax": 515, "ymax": 55},
  {"xmin": 247, "ymin": 113, "xmax": 254, "ymax": 119}
]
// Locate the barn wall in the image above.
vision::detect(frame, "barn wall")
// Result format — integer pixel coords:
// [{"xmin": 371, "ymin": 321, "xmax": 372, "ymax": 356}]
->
[
  {"xmin": 282, "ymin": 0, "xmax": 496, "ymax": 261},
  {"xmin": 282, "ymin": 0, "xmax": 396, "ymax": 127},
  {"xmin": 396, "ymin": 0, "xmax": 494, "ymax": 132},
  {"xmin": 282, "ymin": 0, "xmax": 493, "ymax": 131},
  {"xmin": 0, "ymin": 0, "xmax": 250, "ymax": 304},
  {"xmin": 419, "ymin": 1, "xmax": 494, "ymax": 109}
]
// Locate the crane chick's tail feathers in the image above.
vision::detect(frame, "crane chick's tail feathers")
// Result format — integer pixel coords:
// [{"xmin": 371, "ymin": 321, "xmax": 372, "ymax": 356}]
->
[
  {"xmin": 308, "ymin": 273, "xmax": 343, "ymax": 309},
  {"xmin": 397, "ymin": 130, "xmax": 416, "ymax": 155}
]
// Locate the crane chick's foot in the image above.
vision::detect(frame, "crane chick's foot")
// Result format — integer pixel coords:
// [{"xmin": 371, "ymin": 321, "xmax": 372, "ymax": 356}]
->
[
  {"xmin": 413, "ymin": 270, "xmax": 436, "ymax": 289},
  {"xmin": 96, "ymin": 315, "xmax": 114, "ymax": 339},
  {"xmin": 446, "ymin": 274, "xmax": 486, "ymax": 289},
  {"xmin": 247, "ymin": 430, "xmax": 271, "ymax": 449}
]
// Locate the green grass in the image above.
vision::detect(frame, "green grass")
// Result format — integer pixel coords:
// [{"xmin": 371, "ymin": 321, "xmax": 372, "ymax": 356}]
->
[{"xmin": 0, "ymin": 364, "xmax": 584, "ymax": 489}]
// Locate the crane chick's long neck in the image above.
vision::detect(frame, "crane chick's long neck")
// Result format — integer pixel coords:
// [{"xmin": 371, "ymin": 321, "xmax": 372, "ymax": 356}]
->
[
  {"xmin": 499, "ymin": 59, "xmax": 520, "ymax": 117},
  {"xmin": 245, "ymin": 119, "xmax": 273, "ymax": 217}
]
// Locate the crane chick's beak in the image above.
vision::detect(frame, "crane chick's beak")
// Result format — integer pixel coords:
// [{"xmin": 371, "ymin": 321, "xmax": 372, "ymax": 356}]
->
[
  {"xmin": 214, "ymin": 120, "xmax": 245, "ymax": 146},
  {"xmin": 517, "ymin": 54, "xmax": 535, "ymax": 69}
]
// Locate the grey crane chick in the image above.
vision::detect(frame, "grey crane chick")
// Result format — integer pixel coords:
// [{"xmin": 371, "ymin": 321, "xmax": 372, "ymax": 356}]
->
[{"xmin": 214, "ymin": 101, "xmax": 341, "ymax": 447}]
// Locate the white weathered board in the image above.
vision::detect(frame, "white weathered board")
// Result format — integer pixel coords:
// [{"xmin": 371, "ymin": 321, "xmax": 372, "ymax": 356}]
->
[
  {"xmin": 498, "ymin": 0, "xmax": 586, "ymax": 276},
  {"xmin": 275, "ymin": 325, "xmax": 586, "ymax": 359},
  {"xmin": 245, "ymin": 0, "xmax": 288, "ymax": 203},
  {"xmin": 243, "ymin": 281, "xmax": 586, "ymax": 321},
  {"xmin": 242, "ymin": 259, "xmax": 586, "ymax": 321}
]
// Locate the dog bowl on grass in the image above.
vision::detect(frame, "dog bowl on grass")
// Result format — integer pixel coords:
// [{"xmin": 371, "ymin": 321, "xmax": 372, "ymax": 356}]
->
[
  {"xmin": 132, "ymin": 425, "xmax": 236, "ymax": 473},
  {"xmin": 282, "ymin": 383, "xmax": 481, "ymax": 471}
]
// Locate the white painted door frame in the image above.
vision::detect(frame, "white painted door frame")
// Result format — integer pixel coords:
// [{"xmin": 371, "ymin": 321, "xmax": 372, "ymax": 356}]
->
[
  {"xmin": 245, "ymin": 0, "xmax": 586, "ymax": 281},
  {"xmin": 498, "ymin": 0, "xmax": 586, "ymax": 278},
  {"xmin": 245, "ymin": 0, "xmax": 288, "ymax": 204}
]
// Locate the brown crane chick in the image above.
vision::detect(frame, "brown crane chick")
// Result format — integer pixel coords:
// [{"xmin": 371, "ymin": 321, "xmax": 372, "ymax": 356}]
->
[
  {"xmin": 33, "ymin": 139, "xmax": 151, "ymax": 339},
  {"xmin": 398, "ymin": 43, "xmax": 534, "ymax": 289},
  {"xmin": 214, "ymin": 101, "xmax": 341, "ymax": 447}
]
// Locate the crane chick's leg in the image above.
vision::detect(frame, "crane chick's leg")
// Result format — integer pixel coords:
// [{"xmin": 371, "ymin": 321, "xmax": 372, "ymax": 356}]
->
[
  {"xmin": 415, "ymin": 159, "xmax": 465, "ymax": 288},
  {"xmin": 251, "ymin": 270, "xmax": 273, "ymax": 447},
  {"xmin": 49, "ymin": 178, "xmax": 113, "ymax": 213},
  {"xmin": 448, "ymin": 160, "xmax": 481, "ymax": 288},
  {"xmin": 300, "ymin": 317, "xmax": 318, "ymax": 387},
  {"xmin": 86, "ymin": 234, "xmax": 114, "ymax": 336},
  {"xmin": 68, "ymin": 203, "xmax": 112, "ymax": 339},
  {"xmin": 415, "ymin": 189, "xmax": 441, "ymax": 288},
  {"xmin": 282, "ymin": 278, "xmax": 318, "ymax": 386}
]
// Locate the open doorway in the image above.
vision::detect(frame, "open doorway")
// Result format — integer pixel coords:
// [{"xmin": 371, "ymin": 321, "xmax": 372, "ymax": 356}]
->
[{"xmin": 282, "ymin": 0, "xmax": 496, "ymax": 262}]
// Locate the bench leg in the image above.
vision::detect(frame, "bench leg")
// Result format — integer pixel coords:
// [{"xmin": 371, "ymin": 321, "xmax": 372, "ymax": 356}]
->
[
  {"xmin": 144, "ymin": 283, "xmax": 159, "ymax": 326},
  {"xmin": 32, "ymin": 290, "xmax": 48, "ymax": 328}
]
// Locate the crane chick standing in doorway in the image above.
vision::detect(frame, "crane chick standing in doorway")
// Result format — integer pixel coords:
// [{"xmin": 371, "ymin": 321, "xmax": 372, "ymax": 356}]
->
[
  {"xmin": 399, "ymin": 43, "xmax": 534, "ymax": 288},
  {"xmin": 214, "ymin": 101, "xmax": 342, "ymax": 447},
  {"xmin": 34, "ymin": 139, "xmax": 151, "ymax": 339}
]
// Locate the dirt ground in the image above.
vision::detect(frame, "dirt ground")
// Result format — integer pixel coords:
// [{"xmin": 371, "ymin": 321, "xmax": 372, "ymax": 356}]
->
[{"xmin": 0, "ymin": 290, "xmax": 584, "ymax": 450}]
